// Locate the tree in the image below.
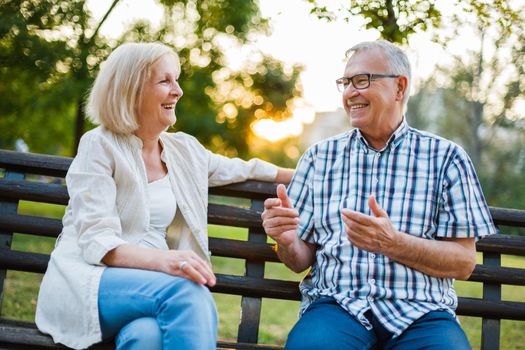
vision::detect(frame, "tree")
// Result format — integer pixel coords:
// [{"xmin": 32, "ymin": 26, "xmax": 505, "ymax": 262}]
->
[
  {"xmin": 305, "ymin": 0, "xmax": 519, "ymax": 44},
  {"xmin": 406, "ymin": 19, "xmax": 525, "ymax": 211},
  {"xmin": 0, "ymin": 0, "xmax": 119, "ymax": 155},
  {"xmin": 0, "ymin": 0, "xmax": 302, "ymax": 160}
]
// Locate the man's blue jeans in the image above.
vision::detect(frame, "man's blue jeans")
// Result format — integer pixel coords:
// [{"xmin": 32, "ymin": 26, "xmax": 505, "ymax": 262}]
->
[
  {"xmin": 285, "ymin": 297, "xmax": 471, "ymax": 350},
  {"xmin": 98, "ymin": 267, "xmax": 218, "ymax": 350}
]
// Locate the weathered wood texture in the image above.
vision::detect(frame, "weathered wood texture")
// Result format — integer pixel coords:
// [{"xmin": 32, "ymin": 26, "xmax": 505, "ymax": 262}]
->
[{"xmin": 1, "ymin": 149, "xmax": 525, "ymax": 350}]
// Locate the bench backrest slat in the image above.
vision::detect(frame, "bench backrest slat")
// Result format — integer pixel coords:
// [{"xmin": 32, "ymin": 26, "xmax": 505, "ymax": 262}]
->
[{"xmin": 0, "ymin": 150, "xmax": 70, "ymax": 177}]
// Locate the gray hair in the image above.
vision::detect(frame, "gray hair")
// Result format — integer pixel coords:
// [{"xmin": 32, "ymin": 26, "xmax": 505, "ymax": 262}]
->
[
  {"xmin": 86, "ymin": 42, "xmax": 180, "ymax": 134},
  {"xmin": 346, "ymin": 40, "xmax": 411, "ymax": 110}
]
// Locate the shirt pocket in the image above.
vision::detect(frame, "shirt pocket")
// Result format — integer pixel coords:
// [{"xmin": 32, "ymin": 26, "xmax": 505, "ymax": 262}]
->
[{"xmin": 387, "ymin": 186, "xmax": 440, "ymax": 239}]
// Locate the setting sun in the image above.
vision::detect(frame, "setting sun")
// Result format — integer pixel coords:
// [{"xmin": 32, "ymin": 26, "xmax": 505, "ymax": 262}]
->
[{"xmin": 251, "ymin": 106, "xmax": 315, "ymax": 142}]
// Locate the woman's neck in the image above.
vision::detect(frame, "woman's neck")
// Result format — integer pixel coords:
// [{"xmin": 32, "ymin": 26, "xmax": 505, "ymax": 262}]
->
[{"xmin": 134, "ymin": 128, "xmax": 161, "ymax": 153}]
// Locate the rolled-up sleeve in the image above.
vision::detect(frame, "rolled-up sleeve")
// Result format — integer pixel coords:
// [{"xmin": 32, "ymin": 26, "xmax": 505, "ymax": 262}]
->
[
  {"xmin": 67, "ymin": 133, "xmax": 127, "ymax": 265},
  {"xmin": 436, "ymin": 146, "xmax": 496, "ymax": 239}
]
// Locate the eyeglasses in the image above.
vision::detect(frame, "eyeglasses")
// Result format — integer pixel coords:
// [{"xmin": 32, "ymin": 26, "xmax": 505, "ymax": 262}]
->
[{"xmin": 335, "ymin": 73, "xmax": 400, "ymax": 92}]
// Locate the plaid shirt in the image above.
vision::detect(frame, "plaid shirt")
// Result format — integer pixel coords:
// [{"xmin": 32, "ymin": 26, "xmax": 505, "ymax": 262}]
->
[{"xmin": 289, "ymin": 119, "xmax": 496, "ymax": 337}]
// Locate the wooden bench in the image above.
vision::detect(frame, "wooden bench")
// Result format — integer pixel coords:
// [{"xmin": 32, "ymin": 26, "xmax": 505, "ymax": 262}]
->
[{"xmin": 0, "ymin": 149, "xmax": 524, "ymax": 350}]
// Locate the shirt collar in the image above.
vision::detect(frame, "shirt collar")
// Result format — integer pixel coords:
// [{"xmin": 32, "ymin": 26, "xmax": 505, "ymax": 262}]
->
[
  {"xmin": 354, "ymin": 117, "xmax": 408, "ymax": 153},
  {"xmin": 126, "ymin": 132, "xmax": 168, "ymax": 151},
  {"xmin": 389, "ymin": 117, "xmax": 408, "ymax": 150}
]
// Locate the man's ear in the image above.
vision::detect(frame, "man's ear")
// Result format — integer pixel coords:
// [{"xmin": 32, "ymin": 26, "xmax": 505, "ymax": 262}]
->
[{"xmin": 395, "ymin": 76, "xmax": 408, "ymax": 101}]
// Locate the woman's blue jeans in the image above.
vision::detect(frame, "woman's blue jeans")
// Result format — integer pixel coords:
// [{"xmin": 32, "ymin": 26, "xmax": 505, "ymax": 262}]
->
[{"xmin": 98, "ymin": 267, "xmax": 218, "ymax": 350}]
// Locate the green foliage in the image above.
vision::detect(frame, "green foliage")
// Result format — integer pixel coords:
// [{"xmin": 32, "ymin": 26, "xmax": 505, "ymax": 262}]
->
[
  {"xmin": 0, "ymin": 0, "xmax": 115, "ymax": 155},
  {"xmin": 406, "ymin": 12, "xmax": 525, "ymax": 215},
  {"xmin": 306, "ymin": 0, "xmax": 519, "ymax": 44},
  {"xmin": 1, "ymin": 0, "xmax": 302, "ymax": 160},
  {"xmin": 307, "ymin": 0, "xmax": 441, "ymax": 43}
]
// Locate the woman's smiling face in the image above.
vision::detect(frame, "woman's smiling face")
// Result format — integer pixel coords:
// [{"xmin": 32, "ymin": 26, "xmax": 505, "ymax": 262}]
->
[{"xmin": 137, "ymin": 54, "xmax": 183, "ymax": 134}]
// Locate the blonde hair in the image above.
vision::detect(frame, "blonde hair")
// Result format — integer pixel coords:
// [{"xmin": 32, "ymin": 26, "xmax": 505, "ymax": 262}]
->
[{"xmin": 86, "ymin": 42, "xmax": 180, "ymax": 134}]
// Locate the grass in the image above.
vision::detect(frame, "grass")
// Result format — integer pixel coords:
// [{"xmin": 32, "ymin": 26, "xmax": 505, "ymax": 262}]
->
[{"xmin": 2, "ymin": 202, "xmax": 524, "ymax": 349}]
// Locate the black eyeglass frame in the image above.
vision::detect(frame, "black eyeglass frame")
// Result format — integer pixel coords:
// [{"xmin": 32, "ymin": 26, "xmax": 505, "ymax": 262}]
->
[{"xmin": 335, "ymin": 73, "xmax": 400, "ymax": 92}]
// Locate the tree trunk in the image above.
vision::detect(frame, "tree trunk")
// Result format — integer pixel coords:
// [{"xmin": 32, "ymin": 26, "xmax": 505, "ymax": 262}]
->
[
  {"xmin": 74, "ymin": 97, "xmax": 85, "ymax": 156},
  {"xmin": 469, "ymin": 101, "xmax": 483, "ymax": 168},
  {"xmin": 469, "ymin": 31, "xmax": 485, "ymax": 169}
]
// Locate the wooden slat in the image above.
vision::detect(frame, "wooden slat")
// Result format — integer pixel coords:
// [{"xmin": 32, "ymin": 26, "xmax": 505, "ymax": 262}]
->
[
  {"xmin": 212, "ymin": 274, "xmax": 300, "ymax": 300},
  {"xmin": 208, "ymin": 204, "xmax": 262, "ymax": 228},
  {"xmin": 456, "ymin": 297, "xmax": 525, "ymax": 320},
  {"xmin": 211, "ymin": 181, "xmax": 278, "ymax": 200},
  {"xmin": 0, "ymin": 321, "xmax": 283, "ymax": 350},
  {"xmin": 0, "ymin": 213, "xmax": 62, "ymax": 238},
  {"xmin": 4, "ymin": 239, "xmax": 525, "ymax": 286},
  {"xmin": 476, "ymin": 234, "xmax": 525, "ymax": 255},
  {"xmin": 0, "ymin": 214, "xmax": 279, "ymax": 262},
  {"xmin": 0, "ymin": 249, "xmax": 300, "ymax": 300},
  {"xmin": 7, "ymin": 213, "xmax": 525, "ymax": 270},
  {"xmin": 0, "ymin": 150, "xmax": 71, "ymax": 178},
  {"xmin": 468, "ymin": 265, "xmax": 525, "ymax": 285},
  {"xmin": 490, "ymin": 207, "xmax": 525, "ymax": 227},
  {"xmin": 209, "ymin": 238, "xmax": 279, "ymax": 262},
  {"xmin": 0, "ymin": 180, "xmax": 68, "ymax": 205},
  {"xmin": 0, "ymin": 249, "xmax": 49, "ymax": 273},
  {"xmin": 0, "ymin": 182, "xmax": 265, "ymax": 228}
]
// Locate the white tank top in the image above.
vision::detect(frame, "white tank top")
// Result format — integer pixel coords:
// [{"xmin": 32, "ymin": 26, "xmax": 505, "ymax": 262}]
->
[{"xmin": 140, "ymin": 175, "xmax": 176, "ymax": 250}]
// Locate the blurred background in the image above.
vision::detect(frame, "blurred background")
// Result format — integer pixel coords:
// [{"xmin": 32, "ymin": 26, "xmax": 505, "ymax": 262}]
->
[{"xmin": 1, "ymin": 0, "xmax": 525, "ymax": 210}]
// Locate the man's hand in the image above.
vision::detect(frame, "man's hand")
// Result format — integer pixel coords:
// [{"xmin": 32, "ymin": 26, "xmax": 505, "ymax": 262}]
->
[
  {"xmin": 341, "ymin": 195, "xmax": 400, "ymax": 255},
  {"xmin": 261, "ymin": 184, "xmax": 300, "ymax": 246},
  {"xmin": 261, "ymin": 184, "xmax": 315, "ymax": 273},
  {"xmin": 341, "ymin": 195, "xmax": 477, "ymax": 279}
]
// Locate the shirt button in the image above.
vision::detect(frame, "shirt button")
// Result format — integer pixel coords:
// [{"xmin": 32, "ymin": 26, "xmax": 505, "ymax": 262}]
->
[
  {"xmin": 367, "ymin": 296, "xmax": 374, "ymax": 302},
  {"xmin": 369, "ymin": 253, "xmax": 376, "ymax": 259},
  {"xmin": 369, "ymin": 279, "xmax": 375, "ymax": 285}
]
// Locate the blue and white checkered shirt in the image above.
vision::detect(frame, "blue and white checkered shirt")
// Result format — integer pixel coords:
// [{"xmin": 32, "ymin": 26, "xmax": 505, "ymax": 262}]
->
[{"xmin": 288, "ymin": 119, "xmax": 496, "ymax": 337}]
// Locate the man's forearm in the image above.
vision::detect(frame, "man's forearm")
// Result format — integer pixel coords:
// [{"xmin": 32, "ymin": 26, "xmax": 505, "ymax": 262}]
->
[
  {"xmin": 385, "ymin": 234, "xmax": 477, "ymax": 280},
  {"xmin": 276, "ymin": 238, "xmax": 316, "ymax": 273}
]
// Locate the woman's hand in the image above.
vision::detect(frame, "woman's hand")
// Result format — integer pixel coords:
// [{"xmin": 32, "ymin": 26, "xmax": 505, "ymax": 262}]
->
[
  {"xmin": 102, "ymin": 244, "xmax": 216, "ymax": 286},
  {"xmin": 158, "ymin": 250, "xmax": 216, "ymax": 286}
]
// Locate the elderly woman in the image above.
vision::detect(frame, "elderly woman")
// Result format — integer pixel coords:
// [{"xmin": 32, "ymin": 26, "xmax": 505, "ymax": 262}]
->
[{"xmin": 35, "ymin": 42, "xmax": 292, "ymax": 350}]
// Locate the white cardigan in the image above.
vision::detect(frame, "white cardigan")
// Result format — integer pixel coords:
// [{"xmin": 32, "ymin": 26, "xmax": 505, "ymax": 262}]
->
[{"xmin": 35, "ymin": 126, "xmax": 277, "ymax": 349}]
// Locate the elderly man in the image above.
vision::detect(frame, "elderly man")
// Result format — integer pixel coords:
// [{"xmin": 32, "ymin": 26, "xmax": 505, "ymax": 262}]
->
[{"xmin": 261, "ymin": 40, "xmax": 496, "ymax": 350}]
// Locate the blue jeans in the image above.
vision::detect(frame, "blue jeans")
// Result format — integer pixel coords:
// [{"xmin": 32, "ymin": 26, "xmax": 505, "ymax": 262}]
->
[
  {"xmin": 98, "ymin": 267, "xmax": 218, "ymax": 350},
  {"xmin": 285, "ymin": 297, "xmax": 471, "ymax": 350}
]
